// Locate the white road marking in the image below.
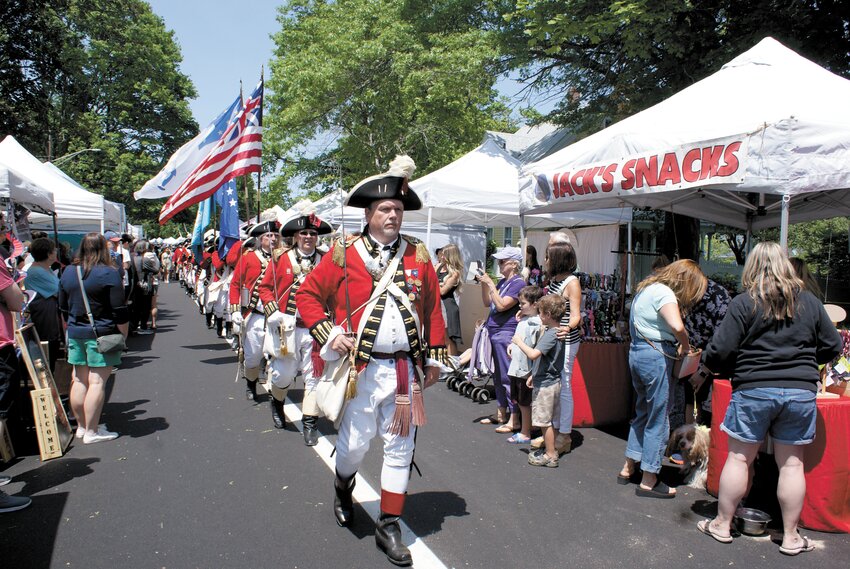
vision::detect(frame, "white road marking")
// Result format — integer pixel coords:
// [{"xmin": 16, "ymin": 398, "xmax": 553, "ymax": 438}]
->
[{"xmin": 283, "ymin": 400, "xmax": 449, "ymax": 569}]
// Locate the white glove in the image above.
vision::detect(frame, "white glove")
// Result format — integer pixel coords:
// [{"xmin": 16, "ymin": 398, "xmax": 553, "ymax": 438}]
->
[
  {"xmin": 231, "ymin": 311, "xmax": 244, "ymax": 327},
  {"xmin": 266, "ymin": 310, "xmax": 285, "ymax": 330}
]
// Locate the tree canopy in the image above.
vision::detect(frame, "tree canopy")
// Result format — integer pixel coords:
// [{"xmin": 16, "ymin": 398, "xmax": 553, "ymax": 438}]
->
[
  {"xmin": 499, "ymin": 0, "xmax": 850, "ymax": 136},
  {"xmin": 265, "ymin": 0, "xmax": 515, "ymax": 206},
  {"xmin": 0, "ymin": 0, "xmax": 197, "ymax": 235}
]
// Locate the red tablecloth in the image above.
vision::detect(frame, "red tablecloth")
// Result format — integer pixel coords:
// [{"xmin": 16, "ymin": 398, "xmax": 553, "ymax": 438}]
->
[
  {"xmin": 571, "ymin": 343, "xmax": 632, "ymax": 427},
  {"xmin": 708, "ymin": 379, "xmax": 850, "ymax": 533}
]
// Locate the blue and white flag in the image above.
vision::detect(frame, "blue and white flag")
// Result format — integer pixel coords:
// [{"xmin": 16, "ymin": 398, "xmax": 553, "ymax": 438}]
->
[
  {"xmin": 214, "ymin": 179, "xmax": 240, "ymax": 258},
  {"xmin": 135, "ymin": 95, "xmax": 243, "ymax": 200}
]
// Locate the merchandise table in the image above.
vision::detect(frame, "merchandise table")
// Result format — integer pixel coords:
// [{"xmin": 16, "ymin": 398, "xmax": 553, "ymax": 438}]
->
[
  {"xmin": 707, "ymin": 379, "xmax": 850, "ymax": 533},
  {"xmin": 571, "ymin": 343, "xmax": 632, "ymax": 427}
]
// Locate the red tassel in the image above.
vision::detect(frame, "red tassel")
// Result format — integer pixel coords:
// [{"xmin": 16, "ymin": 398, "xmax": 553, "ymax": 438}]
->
[
  {"xmin": 389, "ymin": 394, "xmax": 411, "ymax": 437},
  {"xmin": 311, "ymin": 340, "xmax": 324, "ymax": 376},
  {"xmin": 411, "ymin": 380, "xmax": 426, "ymax": 427}
]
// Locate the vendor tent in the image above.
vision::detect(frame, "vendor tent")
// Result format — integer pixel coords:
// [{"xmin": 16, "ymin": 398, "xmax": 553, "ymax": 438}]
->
[
  {"xmin": 0, "ymin": 162, "xmax": 55, "ymax": 215},
  {"xmin": 518, "ymin": 37, "xmax": 850, "ymax": 247},
  {"xmin": 409, "ymin": 138, "xmax": 631, "ymax": 231},
  {"xmin": 0, "ymin": 136, "xmax": 119, "ymax": 232},
  {"xmin": 42, "ymin": 162, "xmax": 125, "ymax": 231}
]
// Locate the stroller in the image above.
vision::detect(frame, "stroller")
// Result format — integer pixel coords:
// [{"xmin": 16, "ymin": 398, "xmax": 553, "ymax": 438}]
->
[{"xmin": 443, "ymin": 321, "xmax": 494, "ymax": 403}]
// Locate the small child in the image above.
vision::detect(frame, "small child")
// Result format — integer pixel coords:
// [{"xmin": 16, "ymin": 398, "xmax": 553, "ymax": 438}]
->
[
  {"xmin": 505, "ymin": 286, "xmax": 543, "ymax": 444},
  {"xmin": 512, "ymin": 294, "xmax": 567, "ymax": 468}
]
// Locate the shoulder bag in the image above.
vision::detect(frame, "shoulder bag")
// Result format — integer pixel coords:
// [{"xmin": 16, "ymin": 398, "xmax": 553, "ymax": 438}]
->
[{"xmin": 77, "ymin": 266, "xmax": 126, "ymax": 354}]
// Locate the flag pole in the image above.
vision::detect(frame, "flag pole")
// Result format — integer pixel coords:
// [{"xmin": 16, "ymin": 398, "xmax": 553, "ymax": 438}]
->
[{"xmin": 255, "ymin": 67, "xmax": 264, "ymax": 223}]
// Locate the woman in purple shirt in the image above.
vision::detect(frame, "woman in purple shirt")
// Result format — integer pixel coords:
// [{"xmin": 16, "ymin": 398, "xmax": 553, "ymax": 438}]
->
[{"xmin": 477, "ymin": 247, "xmax": 526, "ymax": 431}]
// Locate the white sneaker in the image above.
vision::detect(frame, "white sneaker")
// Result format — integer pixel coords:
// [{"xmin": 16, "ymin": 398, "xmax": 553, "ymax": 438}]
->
[
  {"xmin": 83, "ymin": 426, "xmax": 119, "ymax": 444},
  {"xmin": 78, "ymin": 425, "xmax": 112, "ymax": 439}
]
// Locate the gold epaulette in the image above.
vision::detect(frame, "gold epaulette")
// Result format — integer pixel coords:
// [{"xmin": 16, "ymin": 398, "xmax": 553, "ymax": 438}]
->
[
  {"xmin": 272, "ymin": 246, "xmax": 291, "ymax": 262},
  {"xmin": 332, "ymin": 235, "xmax": 359, "ymax": 267},
  {"xmin": 402, "ymin": 234, "xmax": 430, "ymax": 263}
]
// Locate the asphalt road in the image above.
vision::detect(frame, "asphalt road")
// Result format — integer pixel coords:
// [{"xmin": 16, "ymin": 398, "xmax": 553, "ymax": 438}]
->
[{"xmin": 2, "ymin": 283, "xmax": 848, "ymax": 568}]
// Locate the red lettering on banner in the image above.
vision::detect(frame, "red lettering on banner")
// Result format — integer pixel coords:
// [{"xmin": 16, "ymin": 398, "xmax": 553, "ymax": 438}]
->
[
  {"xmin": 657, "ymin": 152, "xmax": 681, "ymax": 186},
  {"xmin": 582, "ymin": 166, "xmax": 600, "ymax": 193},
  {"xmin": 601, "ymin": 163, "xmax": 617, "ymax": 191},
  {"xmin": 571, "ymin": 169, "xmax": 585, "ymax": 195},
  {"xmin": 634, "ymin": 156, "xmax": 658, "ymax": 188},
  {"xmin": 558, "ymin": 172, "xmax": 573, "ymax": 197},
  {"xmin": 717, "ymin": 141, "xmax": 742, "ymax": 177},
  {"xmin": 682, "ymin": 148, "xmax": 701, "ymax": 183},
  {"xmin": 621, "ymin": 159, "xmax": 637, "ymax": 190},
  {"xmin": 700, "ymin": 145, "xmax": 724, "ymax": 180}
]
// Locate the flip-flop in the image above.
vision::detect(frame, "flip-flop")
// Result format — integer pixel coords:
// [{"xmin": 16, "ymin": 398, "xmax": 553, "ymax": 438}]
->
[
  {"xmin": 697, "ymin": 519, "xmax": 733, "ymax": 544},
  {"xmin": 616, "ymin": 473, "xmax": 634, "ymax": 485},
  {"xmin": 479, "ymin": 415, "xmax": 504, "ymax": 425},
  {"xmin": 779, "ymin": 536, "xmax": 815, "ymax": 556},
  {"xmin": 507, "ymin": 433, "xmax": 531, "ymax": 444},
  {"xmin": 494, "ymin": 424, "xmax": 518, "ymax": 434},
  {"xmin": 635, "ymin": 481, "xmax": 677, "ymax": 499}
]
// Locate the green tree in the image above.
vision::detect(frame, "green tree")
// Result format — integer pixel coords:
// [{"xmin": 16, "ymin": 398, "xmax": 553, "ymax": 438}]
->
[
  {"xmin": 265, "ymin": 0, "xmax": 515, "ymax": 204},
  {"xmin": 0, "ymin": 0, "xmax": 198, "ymax": 231}
]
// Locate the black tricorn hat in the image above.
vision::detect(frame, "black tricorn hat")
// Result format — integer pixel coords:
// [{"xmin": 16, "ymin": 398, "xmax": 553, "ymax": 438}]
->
[
  {"xmin": 248, "ymin": 219, "xmax": 280, "ymax": 237},
  {"xmin": 345, "ymin": 155, "xmax": 422, "ymax": 210},
  {"xmin": 280, "ymin": 214, "xmax": 332, "ymax": 237}
]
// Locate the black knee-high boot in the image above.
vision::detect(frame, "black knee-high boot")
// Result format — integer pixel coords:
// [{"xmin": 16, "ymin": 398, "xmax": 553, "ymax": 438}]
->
[{"xmin": 333, "ymin": 472, "xmax": 355, "ymax": 527}]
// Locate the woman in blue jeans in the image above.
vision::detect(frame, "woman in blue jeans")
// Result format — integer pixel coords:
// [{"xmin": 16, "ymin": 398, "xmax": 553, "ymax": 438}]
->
[
  {"xmin": 477, "ymin": 247, "xmax": 526, "ymax": 431},
  {"xmin": 619, "ymin": 260, "xmax": 706, "ymax": 498},
  {"xmin": 697, "ymin": 243, "xmax": 842, "ymax": 555}
]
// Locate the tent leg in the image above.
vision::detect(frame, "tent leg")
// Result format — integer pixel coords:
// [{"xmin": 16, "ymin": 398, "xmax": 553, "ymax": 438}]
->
[
  {"xmin": 745, "ymin": 217, "xmax": 753, "ymax": 258},
  {"xmin": 519, "ymin": 214, "xmax": 527, "ymax": 270},
  {"xmin": 779, "ymin": 194, "xmax": 790, "ymax": 252},
  {"xmin": 52, "ymin": 214, "xmax": 60, "ymax": 249},
  {"xmin": 627, "ymin": 221, "xmax": 633, "ymax": 294}
]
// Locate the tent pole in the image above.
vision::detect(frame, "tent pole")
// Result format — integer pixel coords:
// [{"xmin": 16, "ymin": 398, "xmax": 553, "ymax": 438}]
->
[
  {"xmin": 52, "ymin": 213, "xmax": 60, "ymax": 249},
  {"xmin": 627, "ymin": 221, "xmax": 633, "ymax": 294},
  {"xmin": 745, "ymin": 216, "xmax": 753, "ymax": 258},
  {"xmin": 519, "ymin": 214, "xmax": 527, "ymax": 270},
  {"xmin": 426, "ymin": 207, "xmax": 433, "ymax": 251},
  {"xmin": 779, "ymin": 194, "xmax": 790, "ymax": 252}
]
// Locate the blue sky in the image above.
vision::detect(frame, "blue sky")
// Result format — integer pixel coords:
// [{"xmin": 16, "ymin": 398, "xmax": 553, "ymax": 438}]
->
[
  {"xmin": 148, "ymin": 0, "xmax": 544, "ymax": 129},
  {"xmin": 148, "ymin": 0, "xmax": 279, "ymax": 126}
]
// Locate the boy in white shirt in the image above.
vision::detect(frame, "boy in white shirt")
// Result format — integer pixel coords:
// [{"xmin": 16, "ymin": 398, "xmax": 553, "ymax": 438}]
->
[{"xmin": 505, "ymin": 286, "xmax": 543, "ymax": 444}]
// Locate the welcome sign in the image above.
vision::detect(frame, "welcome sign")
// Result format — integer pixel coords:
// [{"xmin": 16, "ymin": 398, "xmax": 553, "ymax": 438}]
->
[{"xmin": 530, "ymin": 135, "xmax": 748, "ymax": 204}]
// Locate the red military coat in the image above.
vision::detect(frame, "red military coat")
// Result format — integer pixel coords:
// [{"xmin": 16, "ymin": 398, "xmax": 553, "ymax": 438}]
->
[
  {"xmin": 296, "ymin": 234, "xmax": 446, "ymax": 364},
  {"xmin": 229, "ymin": 249, "xmax": 270, "ymax": 313},
  {"xmin": 258, "ymin": 249, "xmax": 323, "ymax": 318},
  {"xmin": 210, "ymin": 251, "xmax": 224, "ymax": 282}
]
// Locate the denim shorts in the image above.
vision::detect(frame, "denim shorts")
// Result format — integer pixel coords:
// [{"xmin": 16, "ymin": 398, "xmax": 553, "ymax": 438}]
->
[{"xmin": 721, "ymin": 387, "xmax": 817, "ymax": 445}]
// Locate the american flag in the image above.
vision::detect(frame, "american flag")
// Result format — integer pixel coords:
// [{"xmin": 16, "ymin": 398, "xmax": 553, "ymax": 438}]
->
[{"xmin": 159, "ymin": 80, "xmax": 263, "ymax": 224}]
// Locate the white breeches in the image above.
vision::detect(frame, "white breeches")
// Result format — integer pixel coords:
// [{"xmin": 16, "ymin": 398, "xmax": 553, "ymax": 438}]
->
[
  {"xmin": 242, "ymin": 312, "xmax": 266, "ymax": 370},
  {"xmin": 335, "ymin": 358, "xmax": 416, "ymax": 494},
  {"xmin": 269, "ymin": 326, "xmax": 315, "ymax": 390}
]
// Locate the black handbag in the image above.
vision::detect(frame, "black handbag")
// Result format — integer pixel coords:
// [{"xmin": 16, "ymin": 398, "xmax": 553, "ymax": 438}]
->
[{"xmin": 77, "ymin": 266, "xmax": 126, "ymax": 354}]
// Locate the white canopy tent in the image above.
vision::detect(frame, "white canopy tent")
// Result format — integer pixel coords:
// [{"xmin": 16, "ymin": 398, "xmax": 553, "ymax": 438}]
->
[
  {"xmin": 0, "ymin": 162, "xmax": 55, "ymax": 215},
  {"xmin": 518, "ymin": 38, "xmax": 850, "ymax": 249},
  {"xmin": 409, "ymin": 138, "xmax": 631, "ymax": 246},
  {"xmin": 42, "ymin": 162, "xmax": 125, "ymax": 231},
  {"xmin": 0, "ymin": 136, "xmax": 122, "ymax": 233}
]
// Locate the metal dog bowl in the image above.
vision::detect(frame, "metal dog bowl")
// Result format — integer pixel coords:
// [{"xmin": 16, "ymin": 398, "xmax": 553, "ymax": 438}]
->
[{"xmin": 734, "ymin": 507, "xmax": 771, "ymax": 536}]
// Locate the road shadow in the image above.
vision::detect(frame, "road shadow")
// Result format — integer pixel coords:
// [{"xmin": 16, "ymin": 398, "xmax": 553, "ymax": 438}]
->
[
  {"xmin": 103, "ymin": 398, "xmax": 169, "ymax": 439},
  {"xmin": 201, "ymin": 355, "xmax": 239, "ymax": 365},
  {"xmin": 405, "ymin": 491, "xmax": 470, "ymax": 537},
  {"xmin": 0, "ymin": 491, "xmax": 69, "ymax": 568},
  {"xmin": 182, "ymin": 342, "xmax": 233, "ymax": 351},
  {"xmin": 118, "ymin": 354, "xmax": 159, "ymax": 370},
  {"xmin": 13, "ymin": 456, "xmax": 101, "ymax": 495}
]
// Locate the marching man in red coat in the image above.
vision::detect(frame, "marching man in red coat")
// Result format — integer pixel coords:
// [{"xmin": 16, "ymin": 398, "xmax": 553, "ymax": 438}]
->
[
  {"xmin": 297, "ymin": 156, "xmax": 447, "ymax": 567},
  {"xmin": 258, "ymin": 206, "xmax": 332, "ymax": 441},
  {"xmin": 230, "ymin": 220, "xmax": 279, "ymax": 401}
]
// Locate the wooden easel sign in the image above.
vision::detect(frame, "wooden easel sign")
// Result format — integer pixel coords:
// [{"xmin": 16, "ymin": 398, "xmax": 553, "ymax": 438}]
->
[{"xmin": 15, "ymin": 324, "xmax": 73, "ymax": 460}]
